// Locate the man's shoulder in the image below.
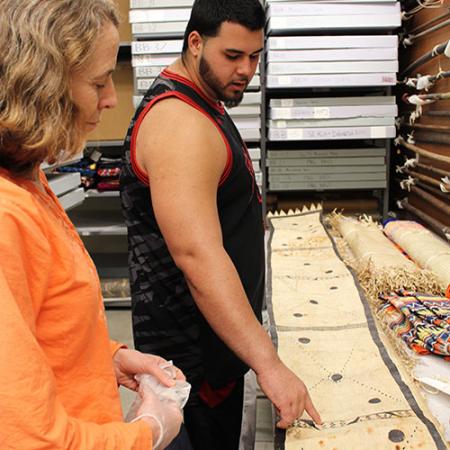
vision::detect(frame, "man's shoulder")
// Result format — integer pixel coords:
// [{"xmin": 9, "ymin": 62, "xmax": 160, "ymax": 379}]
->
[
  {"xmin": 149, "ymin": 95, "xmax": 196, "ymax": 116},
  {"xmin": 142, "ymin": 95, "xmax": 221, "ymax": 140}
]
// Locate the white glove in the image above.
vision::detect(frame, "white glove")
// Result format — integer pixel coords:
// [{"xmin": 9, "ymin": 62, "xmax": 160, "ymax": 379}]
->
[
  {"xmin": 133, "ymin": 384, "xmax": 183, "ymax": 449},
  {"xmin": 126, "ymin": 362, "xmax": 190, "ymax": 449}
]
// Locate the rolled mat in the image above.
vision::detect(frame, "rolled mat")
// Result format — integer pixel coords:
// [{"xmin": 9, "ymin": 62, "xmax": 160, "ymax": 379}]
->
[
  {"xmin": 384, "ymin": 220, "xmax": 450, "ymax": 293},
  {"xmin": 329, "ymin": 213, "xmax": 442, "ymax": 298}
]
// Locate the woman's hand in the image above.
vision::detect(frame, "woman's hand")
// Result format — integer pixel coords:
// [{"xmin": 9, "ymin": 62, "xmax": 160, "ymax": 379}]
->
[
  {"xmin": 113, "ymin": 348, "xmax": 185, "ymax": 391},
  {"xmin": 135, "ymin": 381, "xmax": 183, "ymax": 449}
]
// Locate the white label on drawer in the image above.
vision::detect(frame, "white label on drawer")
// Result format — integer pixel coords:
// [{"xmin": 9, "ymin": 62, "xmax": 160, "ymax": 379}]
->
[{"xmin": 313, "ymin": 107, "xmax": 330, "ymax": 119}]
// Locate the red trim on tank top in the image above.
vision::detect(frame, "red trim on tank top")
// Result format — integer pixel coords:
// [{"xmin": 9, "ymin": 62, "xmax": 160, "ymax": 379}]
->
[
  {"xmin": 162, "ymin": 69, "xmax": 225, "ymax": 115},
  {"xmin": 130, "ymin": 91, "xmax": 233, "ymax": 187}
]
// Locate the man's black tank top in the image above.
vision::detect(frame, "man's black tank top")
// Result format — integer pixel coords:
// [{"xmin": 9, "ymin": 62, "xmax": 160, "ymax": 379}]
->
[{"xmin": 120, "ymin": 69, "xmax": 265, "ymax": 393}]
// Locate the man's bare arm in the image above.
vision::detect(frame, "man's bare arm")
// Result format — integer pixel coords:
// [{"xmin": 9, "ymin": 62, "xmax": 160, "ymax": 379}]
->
[{"xmin": 136, "ymin": 99, "xmax": 321, "ymax": 427}]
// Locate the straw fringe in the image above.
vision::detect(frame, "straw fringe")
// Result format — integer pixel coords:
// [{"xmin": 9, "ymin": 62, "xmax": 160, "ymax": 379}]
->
[
  {"xmin": 328, "ymin": 212, "xmax": 443, "ymax": 296},
  {"xmin": 358, "ymin": 263, "xmax": 442, "ymax": 299},
  {"xmin": 328, "ymin": 214, "xmax": 444, "ymax": 371},
  {"xmin": 329, "ymin": 231, "xmax": 419, "ymax": 370}
]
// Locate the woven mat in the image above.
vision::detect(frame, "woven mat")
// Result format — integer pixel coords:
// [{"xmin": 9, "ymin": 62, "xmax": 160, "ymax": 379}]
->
[
  {"xmin": 267, "ymin": 207, "xmax": 448, "ymax": 450},
  {"xmin": 384, "ymin": 220, "xmax": 450, "ymax": 291}
]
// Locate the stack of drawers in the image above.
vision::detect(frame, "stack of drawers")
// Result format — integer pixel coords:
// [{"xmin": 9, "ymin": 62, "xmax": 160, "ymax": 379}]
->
[
  {"xmin": 129, "ymin": 0, "xmax": 193, "ymax": 107},
  {"xmin": 264, "ymin": 0, "xmax": 401, "ymax": 207}
]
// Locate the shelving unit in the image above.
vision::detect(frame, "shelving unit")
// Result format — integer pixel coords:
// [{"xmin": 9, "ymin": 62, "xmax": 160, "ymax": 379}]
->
[
  {"xmin": 263, "ymin": 0, "xmax": 401, "ymax": 218},
  {"xmin": 394, "ymin": 2, "xmax": 450, "ymax": 239},
  {"xmin": 85, "ymin": 190, "xmax": 121, "ymax": 198},
  {"xmin": 42, "ymin": 153, "xmax": 86, "ymax": 211}
]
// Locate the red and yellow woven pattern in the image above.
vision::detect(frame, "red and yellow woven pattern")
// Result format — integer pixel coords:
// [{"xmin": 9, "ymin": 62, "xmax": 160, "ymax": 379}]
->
[{"xmin": 379, "ymin": 290, "xmax": 450, "ymax": 357}]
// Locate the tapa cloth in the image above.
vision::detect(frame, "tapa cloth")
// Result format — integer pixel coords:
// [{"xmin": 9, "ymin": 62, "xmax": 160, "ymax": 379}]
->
[
  {"xmin": 384, "ymin": 220, "xmax": 450, "ymax": 292},
  {"xmin": 267, "ymin": 207, "xmax": 448, "ymax": 449}
]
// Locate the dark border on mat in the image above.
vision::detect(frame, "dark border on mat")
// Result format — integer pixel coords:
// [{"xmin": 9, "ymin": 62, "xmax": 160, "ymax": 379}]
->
[
  {"xmin": 265, "ymin": 210, "xmax": 447, "ymax": 450},
  {"xmin": 266, "ymin": 215, "xmax": 285, "ymax": 450}
]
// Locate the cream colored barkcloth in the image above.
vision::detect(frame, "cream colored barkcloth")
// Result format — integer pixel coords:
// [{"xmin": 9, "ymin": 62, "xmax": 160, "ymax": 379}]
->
[
  {"xmin": 384, "ymin": 221, "xmax": 450, "ymax": 291},
  {"xmin": 267, "ymin": 206, "xmax": 448, "ymax": 450},
  {"xmin": 329, "ymin": 213, "xmax": 442, "ymax": 299}
]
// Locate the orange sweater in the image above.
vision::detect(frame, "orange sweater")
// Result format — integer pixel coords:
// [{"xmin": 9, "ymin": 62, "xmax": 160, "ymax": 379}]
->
[{"xmin": 0, "ymin": 169, "xmax": 152, "ymax": 449}]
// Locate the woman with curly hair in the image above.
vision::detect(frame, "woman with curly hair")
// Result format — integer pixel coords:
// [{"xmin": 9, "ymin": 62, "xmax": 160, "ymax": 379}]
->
[{"xmin": 0, "ymin": 1, "xmax": 183, "ymax": 448}]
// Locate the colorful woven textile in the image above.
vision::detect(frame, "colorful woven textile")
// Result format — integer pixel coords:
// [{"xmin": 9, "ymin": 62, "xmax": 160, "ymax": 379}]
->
[
  {"xmin": 379, "ymin": 290, "xmax": 450, "ymax": 357},
  {"xmin": 97, "ymin": 167, "xmax": 121, "ymax": 178}
]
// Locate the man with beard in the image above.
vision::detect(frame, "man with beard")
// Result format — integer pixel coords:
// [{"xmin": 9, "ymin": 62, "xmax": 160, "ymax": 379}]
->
[{"xmin": 120, "ymin": 1, "xmax": 321, "ymax": 449}]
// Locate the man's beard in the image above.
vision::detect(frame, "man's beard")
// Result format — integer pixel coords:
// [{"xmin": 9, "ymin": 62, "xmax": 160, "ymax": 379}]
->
[{"xmin": 199, "ymin": 55, "xmax": 248, "ymax": 108}]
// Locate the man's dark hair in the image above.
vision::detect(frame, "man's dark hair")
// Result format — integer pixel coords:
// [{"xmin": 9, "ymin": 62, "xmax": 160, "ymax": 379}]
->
[{"xmin": 182, "ymin": 0, "xmax": 265, "ymax": 53}]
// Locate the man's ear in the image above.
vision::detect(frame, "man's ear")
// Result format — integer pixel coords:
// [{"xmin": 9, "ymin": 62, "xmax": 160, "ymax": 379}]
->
[{"xmin": 188, "ymin": 31, "xmax": 203, "ymax": 58}]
